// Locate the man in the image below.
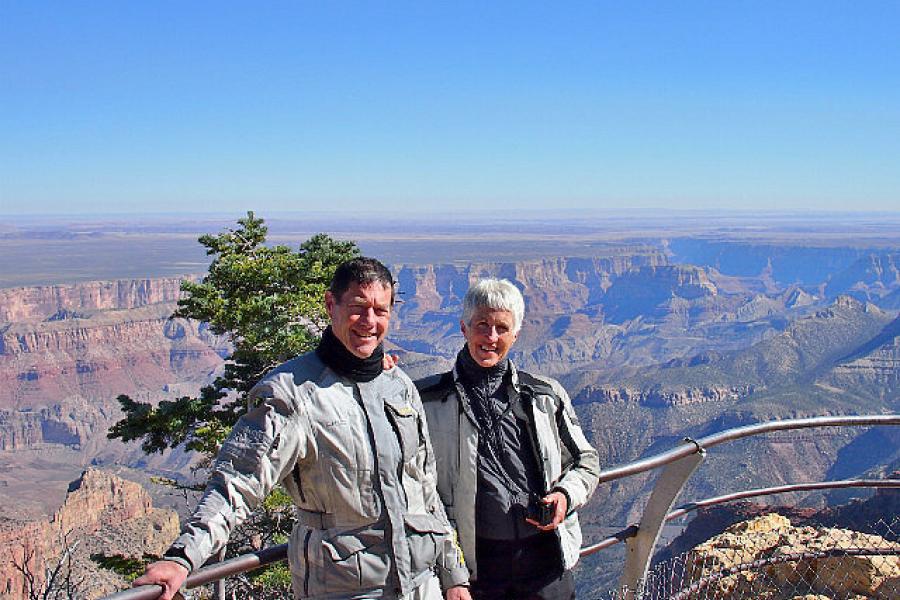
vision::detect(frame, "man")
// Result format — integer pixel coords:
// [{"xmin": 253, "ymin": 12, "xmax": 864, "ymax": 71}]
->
[
  {"xmin": 134, "ymin": 257, "xmax": 470, "ymax": 600},
  {"xmin": 417, "ymin": 278, "xmax": 600, "ymax": 600}
]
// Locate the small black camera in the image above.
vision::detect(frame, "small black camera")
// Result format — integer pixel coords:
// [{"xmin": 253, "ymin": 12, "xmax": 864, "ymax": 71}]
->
[{"xmin": 527, "ymin": 500, "xmax": 554, "ymax": 526}]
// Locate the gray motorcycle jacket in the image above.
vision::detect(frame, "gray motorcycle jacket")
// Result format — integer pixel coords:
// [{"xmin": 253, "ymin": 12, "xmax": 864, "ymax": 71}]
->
[
  {"xmin": 417, "ymin": 362, "xmax": 600, "ymax": 579},
  {"xmin": 164, "ymin": 352, "xmax": 468, "ymax": 599}
]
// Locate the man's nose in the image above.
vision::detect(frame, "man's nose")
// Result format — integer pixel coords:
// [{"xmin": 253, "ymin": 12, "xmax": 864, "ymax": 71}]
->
[{"xmin": 359, "ymin": 307, "xmax": 376, "ymax": 325}]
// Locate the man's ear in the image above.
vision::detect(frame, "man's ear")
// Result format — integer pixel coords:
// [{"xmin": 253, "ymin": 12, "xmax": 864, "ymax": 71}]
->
[
  {"xmin": 325, "ymin": 291, "xmax": 336, "ymax": 319},
  {"xmin": 460, "ymin": 319, "xmax": 467, "ymax": 336}
]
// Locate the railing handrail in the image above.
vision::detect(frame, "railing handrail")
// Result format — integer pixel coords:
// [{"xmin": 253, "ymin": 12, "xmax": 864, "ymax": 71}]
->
[
  {"xmin": 103, "ymin": 414, "xmax": 900, "ymax": 600},
  {"xmin": 579, "ymin": 478, "xmax": 900, "ymax": 556},
  {"xmin": 598, "ymin": 414, "xmax": 900, "ymax": 483},
  {"xmin": 666, "ymin": 478, "xmax": 900, "ymax": 520},
  {"xmin": 103, "ymin": 543, "xmax": 289, "ymax": 600}
]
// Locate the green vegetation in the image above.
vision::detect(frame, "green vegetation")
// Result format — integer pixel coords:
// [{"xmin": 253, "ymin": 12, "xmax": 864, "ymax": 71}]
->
[
  {"xmin": 91, "ymin": 554, "xmax": 159, "ymax": 583},
  {"xmin": 108, "ymin": 211, "xmax": 359, "ymax": 455},
  {"xmin": 105, "ymin": 213, "xmax": 358, "ymax": 595}
]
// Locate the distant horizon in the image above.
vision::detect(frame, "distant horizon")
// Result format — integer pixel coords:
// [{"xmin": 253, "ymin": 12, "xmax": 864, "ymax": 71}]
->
[{"xmin": 4, "ymin": 207, "xmax": 900, "ymax": 221}]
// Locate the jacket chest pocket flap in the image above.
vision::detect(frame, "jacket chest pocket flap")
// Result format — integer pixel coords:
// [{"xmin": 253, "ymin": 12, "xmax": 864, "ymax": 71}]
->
[{"xmin": 384, "ymin": 396, "xmax": 421, "ymax": 462}]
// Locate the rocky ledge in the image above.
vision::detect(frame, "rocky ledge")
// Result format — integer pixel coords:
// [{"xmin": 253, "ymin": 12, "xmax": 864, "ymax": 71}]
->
[
  {"xmin": 576, "ymin": 384, "xmax": 756, "ymax": 406},
  {"xmin": 681, "ymin": 514, "xmax": 900, "ymax": 599},
  {"xmin": 0, "ymin": 469, "xmax": 179, "ymax": 599}
]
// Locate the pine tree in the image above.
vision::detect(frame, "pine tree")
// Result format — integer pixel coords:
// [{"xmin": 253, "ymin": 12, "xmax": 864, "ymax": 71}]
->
[{"xmin": 109, "ymin": 211, "xmax": 359, "ymax": 455}]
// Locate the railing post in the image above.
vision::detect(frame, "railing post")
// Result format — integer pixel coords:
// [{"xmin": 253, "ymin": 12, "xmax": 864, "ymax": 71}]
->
[
  {"xmin": 619, "ymin": 439, "xmax": 705, "ymax": 598},
  {"xmin": 214, "ymin": 547, "xmax": 226, "ymax": 600}
]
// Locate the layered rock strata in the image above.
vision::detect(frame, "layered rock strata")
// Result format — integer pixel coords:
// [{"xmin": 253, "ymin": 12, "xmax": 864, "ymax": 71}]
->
[
  {"xmin": 0, "ymin": 469, "xmax": 179, "ymax": 599},
  {"xmin": 0, "ymin": 280, "xmax": 226, "ymax": 452},
  {"xmin": 576, "ymin": 384, "xmax": 757, "ymax": 406},
  {"xmin": 0, "ymin": 277, "xmax": 189, "ymax": 323}
]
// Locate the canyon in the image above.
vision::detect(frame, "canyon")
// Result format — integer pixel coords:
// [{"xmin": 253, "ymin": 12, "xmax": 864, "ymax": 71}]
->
[
  {"xmin": 1, "ymin": 223, "xmax": 900, "ymax": 598},
  {"xmin": 0, "ymin": 468, "xmax": 178, "ymax": 598}
]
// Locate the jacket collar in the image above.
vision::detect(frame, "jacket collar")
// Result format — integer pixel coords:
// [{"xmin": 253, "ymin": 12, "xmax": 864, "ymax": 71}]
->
[
  {"xmin": 451, "ymin": 356, "xmax": 523, "ymax": 390},
  {"xmin": 452, "ymin": 358, "xmax": 530, "ymax": 427}
]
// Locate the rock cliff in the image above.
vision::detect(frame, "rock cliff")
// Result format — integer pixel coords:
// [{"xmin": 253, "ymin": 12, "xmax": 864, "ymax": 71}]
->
[
  {"xmin": 0, "ymin": 277, "xmax": 189, "ymax": 323},
  {"xmin": 575, "ymin": 383, "xmax": 757, "ymax": 406},
  {"xmin": 0, "ymin": 469, "xmax": 179, "ymax": 599},
  {"xmin": 0, "ymin": 281, "xmax": 227, "ymax": 452},
  {"xmin": 678, "ymin": 514, "xmax": 900, "ymax": 599},
  {"xmin": 389, "ymin": 254, "xmax": 746, "ymax": 370},
  {"xmin": 826, "ymin": 253, "xmax": 900, "ymax": 301},
  {"xmin": 392, "ymin": 254, "xmax": 667, "ymax": 325}
]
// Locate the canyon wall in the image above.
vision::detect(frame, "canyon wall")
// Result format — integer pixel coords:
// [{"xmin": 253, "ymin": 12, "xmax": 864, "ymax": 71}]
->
[
  {"xmin": 0, "ymin": 469, "xmax": 179, "ymax": 599},
  {"xmin": 575, "ymin": 383, "xmax": 758, "ymax": 407},
  {"xmin": 0, "ymin": 277, "xmax": 190, "ymax": 323},
  {"xmin": 0, "ymin": 279, "xmax": 226, "ymax": 452}
]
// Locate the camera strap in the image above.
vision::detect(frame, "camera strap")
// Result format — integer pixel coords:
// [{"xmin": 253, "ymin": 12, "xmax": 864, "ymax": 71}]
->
[{"xmin": 458, "ymin": 382, "xmax": 537, "ymax": 509}]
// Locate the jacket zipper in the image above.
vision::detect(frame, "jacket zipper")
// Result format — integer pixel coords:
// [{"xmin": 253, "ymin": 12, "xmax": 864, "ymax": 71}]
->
[{"xmin": 303, "ymin": 529, "xmax": 312, "ymax": 596}]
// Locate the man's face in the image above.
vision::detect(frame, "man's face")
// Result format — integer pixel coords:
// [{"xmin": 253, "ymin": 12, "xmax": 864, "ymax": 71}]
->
[
  {"xmin": 325, "ymin": 281, "xmax": 393, "ymax": 359},
  {"xmin": 461, "ymin": 306, "xmax": 518, "ymax": 368}
]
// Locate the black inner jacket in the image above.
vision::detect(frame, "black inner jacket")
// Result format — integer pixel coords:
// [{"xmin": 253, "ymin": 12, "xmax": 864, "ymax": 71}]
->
[{"xmin": 456, "ymin": 347, "xmax": 545, "ymax": 541}]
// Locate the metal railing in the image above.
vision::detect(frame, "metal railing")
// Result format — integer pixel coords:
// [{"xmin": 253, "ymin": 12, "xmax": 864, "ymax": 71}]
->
[
  {"xmin": 580, "ymin": 478, "xmax": 900, "ymax": 557},
  {"xmin": 103, "ymin": 414, "xmax": 900, "ymax": 599}
]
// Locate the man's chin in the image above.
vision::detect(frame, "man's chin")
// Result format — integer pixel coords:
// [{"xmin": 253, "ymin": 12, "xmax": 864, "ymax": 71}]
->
[{"xmin": 350, "ymin": 344, "xmax": 378, "ymax": 359}]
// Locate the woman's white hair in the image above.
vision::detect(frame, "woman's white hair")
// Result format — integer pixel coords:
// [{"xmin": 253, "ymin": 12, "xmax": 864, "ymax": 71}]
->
[{"xmin": 462, "ymin": 278, "xmax": 525, "ymax": 333}]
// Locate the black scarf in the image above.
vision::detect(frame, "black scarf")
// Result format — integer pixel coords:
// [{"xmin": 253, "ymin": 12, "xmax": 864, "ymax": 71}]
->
[
  {"xmin": 456, "ymin": 346, "xmax": 510, "ymax": 405},
  {"xmin": 315, "ymin": 326, "xmax": 384, "ymax": 382}
]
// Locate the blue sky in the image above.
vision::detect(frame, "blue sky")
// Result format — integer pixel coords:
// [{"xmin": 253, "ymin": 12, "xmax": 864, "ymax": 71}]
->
[{"xmin": 2, "ymin": 1, "xmax": 899, "ymax": 215}]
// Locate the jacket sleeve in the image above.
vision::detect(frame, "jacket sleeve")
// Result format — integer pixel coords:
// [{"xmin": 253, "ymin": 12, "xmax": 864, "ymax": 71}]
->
[
  {"xmin": 407, "ymin": 379, "xmax": 470, "ymax": 589},
  {"xmin": 164, "ymin": 378, "xmax": 309, "ymax": 572},
  {"xmin": 548, "ymin": 379, "xmax": 600, "ymax": 512}
]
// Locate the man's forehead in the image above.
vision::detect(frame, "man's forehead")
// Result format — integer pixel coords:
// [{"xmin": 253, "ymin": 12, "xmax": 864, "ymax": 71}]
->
[{"xmin": 342, "ymin": 282, "xmax": 392, "ymax": 303}]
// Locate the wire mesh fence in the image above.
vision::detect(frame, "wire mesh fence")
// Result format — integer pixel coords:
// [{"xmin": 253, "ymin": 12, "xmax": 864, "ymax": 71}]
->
[{"xmin": 605, "ymin": 514, "xmax": 900, "ymax": 600}]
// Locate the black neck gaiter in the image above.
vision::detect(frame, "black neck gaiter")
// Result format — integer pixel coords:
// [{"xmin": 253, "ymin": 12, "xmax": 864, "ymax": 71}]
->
[
  {"xmin": 456, "ymin": 345, "xmax": 509, "ymax": 402},
  {"xmin": 315, "ymin": 326, "xmax": 384, "ymax": 382}
]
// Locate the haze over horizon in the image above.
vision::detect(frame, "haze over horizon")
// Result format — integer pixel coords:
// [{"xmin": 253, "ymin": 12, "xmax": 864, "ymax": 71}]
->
[{"xmin": 2, "ymin": 2, "xmax": 899, "ymax": 216}]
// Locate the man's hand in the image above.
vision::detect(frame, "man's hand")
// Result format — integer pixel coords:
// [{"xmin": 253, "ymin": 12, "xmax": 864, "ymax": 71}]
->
[
  {"xmin": 525, "ymin": 491, "xmax": 568, "ymax": 531},
  {"xmin": 132, "ymin": 560, "xmax": 189, "ymax": 600},
  {"xmin": 446, "ymin": 584, "xmax": 473, "ymax": 600}
]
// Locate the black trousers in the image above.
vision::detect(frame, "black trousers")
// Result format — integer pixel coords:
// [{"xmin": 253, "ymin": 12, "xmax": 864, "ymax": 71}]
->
[{"xmin": 471, "ymin": 533, "xmax": 576, "ymax": 600}]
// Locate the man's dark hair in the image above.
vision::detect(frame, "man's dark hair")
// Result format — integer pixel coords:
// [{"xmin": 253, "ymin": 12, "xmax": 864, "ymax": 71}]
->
[{"xmin": 329, "ymin": 257, "xmax": 395, "ymax": 304}]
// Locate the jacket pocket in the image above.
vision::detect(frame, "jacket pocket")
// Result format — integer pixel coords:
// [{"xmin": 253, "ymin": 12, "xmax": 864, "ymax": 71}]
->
[
  {"xmin": 326, "ymin": 532, "xmax": 390, "ymax": 594},
  {"xmin": 296, "ymin": 529, "xmax": 390, "ymax": 597},
  {"xmin": 293, "ymin": 525, "xmax": 363, "ymax": 598},
  {"xmin": 404, "ymin": 513, "xmax": 448, "ymax": 575},
  {"xmin": 384, "ymin": 396, "xmax": 421, "ymax": 463}
]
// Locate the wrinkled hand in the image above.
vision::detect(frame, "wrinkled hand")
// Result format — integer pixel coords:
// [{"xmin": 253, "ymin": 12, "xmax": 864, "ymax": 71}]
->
[
  {"xmin": 382, "ymin": 353, "xmax": 399, "ymax": 370},
  {"xmin": 132, "ymin": 560, "xmax": 188, "ymax": 600},
  {"xmin": 525, "ymin": 490, "xmax": 568, "ymax": 531},
  {"xmin": 446, "ymin": 584, "xmax": 473, "ymax": 600}
]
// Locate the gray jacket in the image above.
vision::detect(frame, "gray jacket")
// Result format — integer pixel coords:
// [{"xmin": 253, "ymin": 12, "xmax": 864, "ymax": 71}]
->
[
  {"xmin": 417, "ymin": 361, "xmax": 600, "ymax": 579},
  {"xmin": 166, "ymin": 352, "xmax": 468, "ymax": 599}
]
